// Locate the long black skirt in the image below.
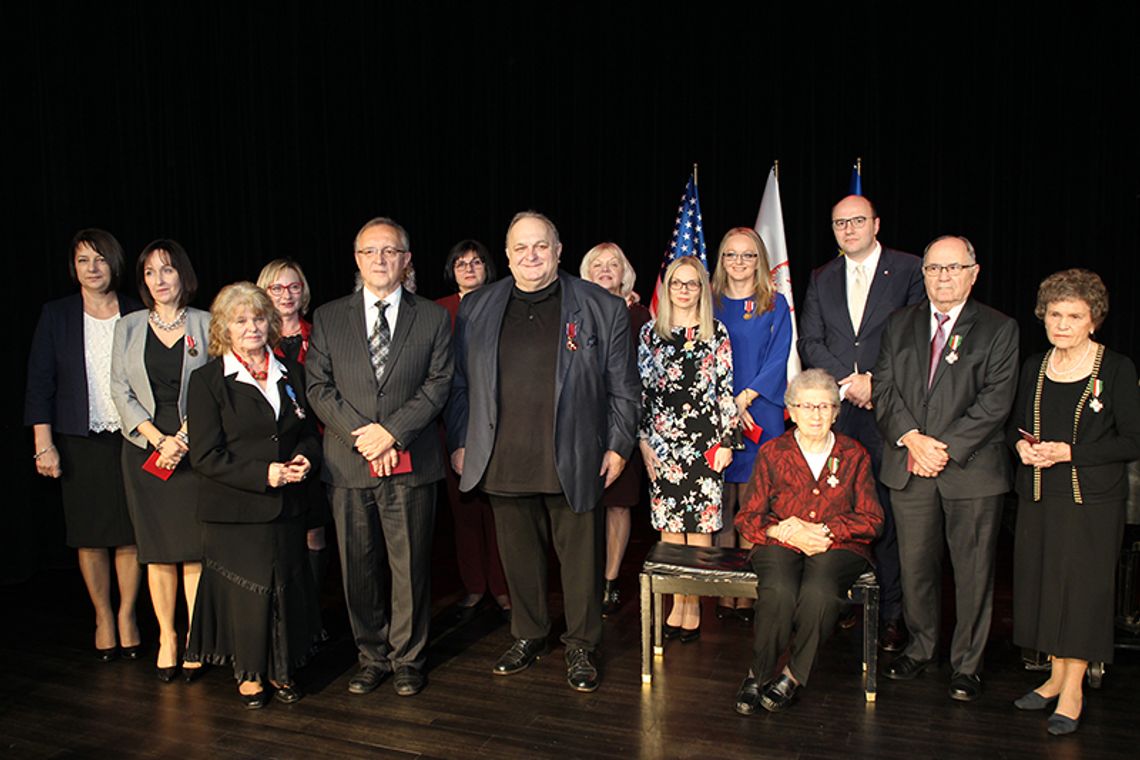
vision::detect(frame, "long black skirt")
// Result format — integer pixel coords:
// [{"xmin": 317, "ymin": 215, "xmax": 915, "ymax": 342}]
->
[
  {"xmin": 185, "ymin": 512, "xmax": 322, "ymax": 682},
  {"xmin": 1013, "ymin": 495, "xmax": 1124, "ymax": 663},
  {"xmin": 56, "ymin": 432, "xmax": 135, "ymax": 548}
]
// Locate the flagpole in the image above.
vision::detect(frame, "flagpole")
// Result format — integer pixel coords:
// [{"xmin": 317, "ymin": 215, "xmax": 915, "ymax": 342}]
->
[
  {"xmin": 692, "ymin": 162, "xmax": 698, "ymax": 185},
  {"xmin": 773, "ymin": 160, "xmax": 779, "ymax": 181},
  {"xmin": 856, "ymin": 156, "xmax": 862, "ymax": 178}
]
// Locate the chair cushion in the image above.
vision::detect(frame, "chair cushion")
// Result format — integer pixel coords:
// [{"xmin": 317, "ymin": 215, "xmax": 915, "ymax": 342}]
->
[{"xmin": 642, "ymin": 543, "xmax": 758, "ymax": 582}]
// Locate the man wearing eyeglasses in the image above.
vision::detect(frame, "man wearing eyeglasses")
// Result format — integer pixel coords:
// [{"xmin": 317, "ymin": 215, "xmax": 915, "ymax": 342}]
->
[
  {"xmin": 872, "ymin": 235, "xmax": 1018, "ymax": 703},
  {"xmin": 306, "ymin": 216, "xmax": 453, "ymax": 699},
  {"xmin": 446, "ymin": 211, "xmax": 640, "ymax": 692},
  {"xmin": 797, "ymin": 194, "xmax": 924, "ymax": 654}
]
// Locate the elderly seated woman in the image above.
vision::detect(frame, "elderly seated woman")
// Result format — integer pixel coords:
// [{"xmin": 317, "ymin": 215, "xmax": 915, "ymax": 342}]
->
[{"xmin": 733, "ymin": 368, "xmax": 883, "ymax": 714}]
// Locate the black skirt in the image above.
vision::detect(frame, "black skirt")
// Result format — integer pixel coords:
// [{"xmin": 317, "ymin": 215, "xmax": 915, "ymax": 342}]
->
[
  {"xmin": 121, "ymin": 441, "xmax": 202, "ymax": 564},
  {"xmin": 1013, "ymin": 495, "xmax": 1125, "ymax": 663},
  {"xmin": 185, "ymin": 512, "xmax": 323, "ymax": 682},
  {"xmin": 56, "ymin": 432, "xmax": 135, "ymax": 548}
]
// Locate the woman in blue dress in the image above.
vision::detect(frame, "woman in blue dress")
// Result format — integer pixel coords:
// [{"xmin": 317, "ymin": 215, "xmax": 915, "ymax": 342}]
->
[{"xmin": 711, "ymin": 227, "xmax": 792, "ymax": 620}]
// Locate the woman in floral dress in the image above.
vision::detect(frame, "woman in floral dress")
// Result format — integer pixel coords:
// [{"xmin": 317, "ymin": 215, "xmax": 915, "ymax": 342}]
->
[{"xmin": 638, "ymin": 256, "xmax": 739, "ymax": 640}]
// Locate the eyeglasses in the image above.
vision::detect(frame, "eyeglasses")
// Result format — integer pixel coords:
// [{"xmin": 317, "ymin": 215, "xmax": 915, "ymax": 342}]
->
[
  {"xmin": 922, "ymin": 263, "xmax": 977, "ymax": 276},
  {"xmin": 357, "ymin": 246, "xmax": 407, "ymax": 261},
  {"xmin": 454, "ymin": 258, "xmax": 485, "ymax": 271},
  {"xmin": 832, "ymin": 216, "xmax": 870, "ymax": 230},
  {"xmin": 722, "ymin": 251, "xmax": 759, "ymax": 262},
  {"xmin": 669, "ymin": 279, "xmax": 702, "ymax": 292},
  {"xmin": 789, "ymin": 402, "xmax": 838, "ymax": 414},
  {"xmin": 267, "ymin": 283, "xmax": 303, "ymax": 296}
]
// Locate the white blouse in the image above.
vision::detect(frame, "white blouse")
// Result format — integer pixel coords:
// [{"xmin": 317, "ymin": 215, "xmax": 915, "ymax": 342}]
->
[{"xmin": 85, "ymin": 312, "xmax": 123, "ymax": 433}]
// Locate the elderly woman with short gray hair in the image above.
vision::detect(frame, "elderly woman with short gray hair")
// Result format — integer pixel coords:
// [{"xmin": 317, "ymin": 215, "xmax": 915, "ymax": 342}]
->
[{"xmin": 733, "ymin": 368, "xmax": 883, "ymax": 714}]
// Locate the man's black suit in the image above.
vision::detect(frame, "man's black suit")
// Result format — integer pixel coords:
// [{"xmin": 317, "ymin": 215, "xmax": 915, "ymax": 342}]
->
[
  {"xmin": 797, "ymin": 247, "xmax": 924, "ymax": 623},
  {"xmin": 873, "ymin": 297, "xmax": 1018, "ymax": 675},
  {"xmin": 306, "ymin": 287, "xmax": 452, "ymax": 673}
]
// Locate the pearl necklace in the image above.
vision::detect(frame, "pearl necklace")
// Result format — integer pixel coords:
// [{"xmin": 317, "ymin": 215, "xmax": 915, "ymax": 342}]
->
[
  {"xmin": 149, "ymin": 308, "xmax": 187, "ymax": 331},
  {"xmin": 1047, "ymin": 340, "xmax": 1093, "ymax": 379}
]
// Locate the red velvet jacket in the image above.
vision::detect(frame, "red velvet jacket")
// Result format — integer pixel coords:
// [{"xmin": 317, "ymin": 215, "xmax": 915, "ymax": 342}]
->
[{"xmin": 735, "ymin": 430, "xmax": 883, "ymax": 563}]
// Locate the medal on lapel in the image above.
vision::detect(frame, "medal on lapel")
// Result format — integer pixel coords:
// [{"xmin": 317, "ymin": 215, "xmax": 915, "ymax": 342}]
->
[
  {"xmin": 683, "ymin": 326, "xmax": 696, "ymax": 351},
  {"xmin": 284, "ymin": 384, "xmax": 306, "ymax": 419},
  {"xmin": 186, "ymin": 336, "xmax": 199, "ymax": 357},
  {"xmin": 566, "ymin": 322, "xmax": 578, "ymax": 352},
  {"xmin": 1089, "ymin": 379, "xmax": 1104, "ymax": 413},
  {"xmin": 826, "ymin": 456, "xmax": 840, "ymax": 488},
  {"xmin": 945, "ymin": 334, "xmax": 962, "ymax": 364},
  {"xmin": 743, "ymin": 299, "xmax": 755, "ymax": 321}
]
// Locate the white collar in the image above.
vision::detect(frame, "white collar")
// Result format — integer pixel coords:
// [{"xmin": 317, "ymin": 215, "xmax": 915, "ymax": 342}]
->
[
  {"xmin": 845, "ymin": 241, "xmax": 881, "ymax": 275},
  {"xmin": 223, "ymin": 350, "xmax": 286, "ymax": 386}
]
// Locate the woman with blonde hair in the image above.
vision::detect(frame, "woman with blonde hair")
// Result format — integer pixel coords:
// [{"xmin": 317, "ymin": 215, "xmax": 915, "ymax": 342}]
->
[
  {"xmin": 711, "ymin": 227, "xmax": 792, "ymax": 621},
  {"xmin": 185, "ymin": 282, "xmax": 322, "ymax": 708},
  {"xmin": 581, "ymin": 242, "xmax": 651, "ymax": 615},
  {"xmin": 638, "ymin": 256, "xmax": 739, "ymax": 639}
]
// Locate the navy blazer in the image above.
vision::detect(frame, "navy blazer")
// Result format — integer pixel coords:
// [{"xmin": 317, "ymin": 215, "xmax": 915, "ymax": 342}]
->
[
  {"xmin": 25, "ymin": 292, "xmax": 144, "ymax": 436},
  {"xmin": 446, "ymin": 273, "xmax": 640, "ymax": 514},
  {"xmin": 189, "ymin": 356, "xmax": 321, "ymax": 524},
  {"xmin": 797, "ymin": 247, "xmax": 924, "ymax": 380},
  {"xmin": 873, "ymin": 298, "xmax": 1019, "ymax": 497}
]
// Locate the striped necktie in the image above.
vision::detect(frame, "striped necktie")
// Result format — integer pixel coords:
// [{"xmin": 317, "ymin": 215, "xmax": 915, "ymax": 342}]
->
[{"xmin": 369, "ymin": 302, "xmax": 391, "ymax": 381}]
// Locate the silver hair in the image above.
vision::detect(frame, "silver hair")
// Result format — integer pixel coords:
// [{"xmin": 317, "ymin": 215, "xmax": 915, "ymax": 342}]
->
[
  {"xmin": 784, "ymin": 368, "xmax": 841, "ymax": 408},
  {"xmin": 923, "ymin": 235, "xmax": 976, "ymax": 264}
]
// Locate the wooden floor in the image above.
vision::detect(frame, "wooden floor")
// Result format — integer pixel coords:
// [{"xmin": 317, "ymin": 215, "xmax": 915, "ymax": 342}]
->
[{"xmin": 2, "ymin": 517, "xmax": 1138, "ymax": 759}]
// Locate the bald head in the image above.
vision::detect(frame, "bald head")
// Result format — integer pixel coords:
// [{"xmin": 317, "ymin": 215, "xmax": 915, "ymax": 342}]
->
[{"xmin": 831, "ymin": 195, "xmax": 880, "ymax": 261}]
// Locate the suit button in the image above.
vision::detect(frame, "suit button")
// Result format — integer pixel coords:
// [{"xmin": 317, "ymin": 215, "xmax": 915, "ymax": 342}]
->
[
  {"xmin": 272, "ymin": 434, "xmax": 279, "ymax": 441},
  {"xmin": 809, "ymin": 510, "xmax": 817, "ymax": 518},
  {"xmin": 854, "ymin": 341, "xmax": 860, "ymax": 347},
  {"xmin": 812, "ymin": 488, "xmax": 820, "ymax": 496},
  {"xmin": 379, "ymin": 391, "xmax": 385, "ymax": 397}
]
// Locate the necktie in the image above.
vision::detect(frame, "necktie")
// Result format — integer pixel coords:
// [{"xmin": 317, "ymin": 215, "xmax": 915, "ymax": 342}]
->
[
  {"xmin": 928, "ymin": 312, "xmax": 950, "ymax": 388},
  {"xmin": 369, "ymin": 302, "xmax": 391, "ymax": 381},
  {"xmin": 849, "ymin": 263, "xmax": 868, "ymax": 335}
]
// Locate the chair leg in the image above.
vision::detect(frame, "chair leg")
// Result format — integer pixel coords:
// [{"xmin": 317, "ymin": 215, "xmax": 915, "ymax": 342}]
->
[
  {"xmin": 863, "ymin": 586, "xmax": 879, "ymax": 702},
  {"xmin": 640, "ymin": 573, "xmax": 652, "ymax": 683}
]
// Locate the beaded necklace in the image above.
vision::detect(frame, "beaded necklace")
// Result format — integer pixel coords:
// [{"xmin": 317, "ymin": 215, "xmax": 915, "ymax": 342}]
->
[{"xmin": 1030, "ymin": 344, "xmax": 1104, "ymax": 503}]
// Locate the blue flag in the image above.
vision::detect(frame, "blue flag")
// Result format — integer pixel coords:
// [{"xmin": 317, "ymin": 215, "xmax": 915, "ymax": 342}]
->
[{"xmin": 849, "ymin": 162, "xmax": 863, "ymax": 196}]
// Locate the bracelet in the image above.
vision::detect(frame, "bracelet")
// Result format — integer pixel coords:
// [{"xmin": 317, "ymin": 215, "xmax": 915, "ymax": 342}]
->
[
  {"xmin": 176, "ymin": 431, "xmax": 190, "ymax": 446},
  {"xmin": 33, "ymin": 444, "xmax": 56, "ymax": 460},
  {"xmin": 154, "ymin": 435, "xmax": 167, "ymax": 451}
]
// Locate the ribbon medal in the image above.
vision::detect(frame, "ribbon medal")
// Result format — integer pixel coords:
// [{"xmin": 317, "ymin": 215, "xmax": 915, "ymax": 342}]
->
[
  {"xmin": 566, "ymin": 322, "xmax": 578, "ymax": 352},
  {"xmin": 186, "ymin": 336, "xmax": 199, "ymax": 357},
  {"xmin": 742, "ymin": 299, "xmax": 756, "ymax": 321},
  {"xmin": 1089, "ymin": 378, "xmax": 1104, "ymax": 413},
  {"xmin": 825, "ymin": 456, "xmax": 840, "ymax": 488},
  {"xmin": 285, "ymin": 383, "xmax": 306, "ymax": 419},
  {"xmin": 683, "ymin": 326, "xmax": 696, "ymax": 351},
  {"xmin": 945, "ymin": 334, "xmax": 962, "ymax": 364}
]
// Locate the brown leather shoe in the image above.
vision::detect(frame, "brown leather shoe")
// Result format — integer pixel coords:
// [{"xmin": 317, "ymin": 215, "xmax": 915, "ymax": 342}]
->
[{"xmin": 879, "ymin": 619, "xmax": 908, "ymax": 653}]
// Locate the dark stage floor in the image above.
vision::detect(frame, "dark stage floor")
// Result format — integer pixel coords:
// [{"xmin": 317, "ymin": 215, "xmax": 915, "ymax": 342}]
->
[{"xmin": 2, "ymin": 508, "xmax": 1137, "ymax": 759}]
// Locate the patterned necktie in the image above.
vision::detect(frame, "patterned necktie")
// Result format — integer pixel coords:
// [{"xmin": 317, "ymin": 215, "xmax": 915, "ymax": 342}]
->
[
  {"xmin": 928, "ymin": 312, "xmax": 950, "ymax": 388},
  {"xmin": 849, "ymin": 263, "xmax": 868, "ymax": 335},
  {"xmin": 369, "ymin": 302, "xmax": 391, "ymax": 381}
]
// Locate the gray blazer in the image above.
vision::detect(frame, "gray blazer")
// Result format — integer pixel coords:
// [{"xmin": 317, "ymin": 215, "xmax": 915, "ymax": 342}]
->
[
  {"xmin": 306, "ymin": 288, "xmax": 453, "ymax": 489},
  {"xmin": 446, "ymin": 274, "xmax": 640, "ymax": 514},
  {"xmin": 872, "ymin": 298, "xmax": 1019, "ymax": 497},
  {"xmin": 110, "ymin": 308, "xmax": 211, "ymax": 449}
]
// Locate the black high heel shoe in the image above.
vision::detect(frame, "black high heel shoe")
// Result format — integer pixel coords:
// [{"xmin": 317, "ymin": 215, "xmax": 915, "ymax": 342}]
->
[
  {"xmin": 156, "ymin": 665, "xmax": 178, "ymax": 683},
  {"xmin": 182, "ymin": 663, "xmax": 206, "ymax": 683},
  {"xmin": 120, "ymin": 645, "xmax": 142, "ymax": 660},
  {"xmin": 96, "ymin": 646, "xmax": 119, "ymax": 663}
]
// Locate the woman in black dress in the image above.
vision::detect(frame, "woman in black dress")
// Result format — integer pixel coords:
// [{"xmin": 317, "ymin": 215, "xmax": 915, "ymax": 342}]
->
[
  {"xmin": 186, "ymin": 282, "xmax": 322, "ymax": 708},
  {"xmin": 25, "ymin": 229, "xmax": 143, "ymax": 659},
  {"xmin": 111, "ymin": 239, "xmax": 210, "ymax": 680},
  {"xmin": 1009, "ymin": 269, "xmax": 1140, "ymax": 735},
  {"xmin": 580, "ymin": 242, "xmax": 650, "ymax": 615}
]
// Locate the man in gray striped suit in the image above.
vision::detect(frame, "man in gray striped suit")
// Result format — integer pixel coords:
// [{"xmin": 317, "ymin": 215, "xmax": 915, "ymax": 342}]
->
[{"xmin": 307, "ymin": 217, "xmax": 453, "ymax": 697}]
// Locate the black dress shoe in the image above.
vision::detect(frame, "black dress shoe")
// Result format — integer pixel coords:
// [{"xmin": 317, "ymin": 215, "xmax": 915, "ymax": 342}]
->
[
  {"xmin": 949, "ymin": 672, "xmax": 982, "ymax": 702},
  {"xmin": 601, "ymin": 580, "xmax": 621, "ymax": 617},
  {"xmin": 1047, "ymin": 712, "xmax": 1080, "ymax": 735},
  {"xmin": 273, "ymin": 682, "xmax": 303, "ymax": 704},
  {"xmin": 879, "ymin": 620, "xmax": 908, "ymax": 653},
  {"xmin": 734, "ymin": 676, "xmax": 762, "ymax": 715},
  {"xmin": 96, "ymin": 646, "xmax": 119, "ymax": 663},
  {"xmin": 760, "ymin": 674, "xmax": 800, "ymax": 712},
  {"xmin": 662, "ymin": 624, "xmax": 683, "ymax": 640},
  {"xmin": 451, "ymin": 600, "xmax": 481, "ymax": 626},
  {"xmin": 493, "ymin": 638, "xmax": 549, "ymax": 676},
  {"xmin": 565, "ymin": 648, "xmax": 599, "ymax": 692},
  {"xmin": 1014, "ymin": 690, "xmax": 1058, "ymax": 711},
  {"xmin": 120, "ymin": 645, "xmax": 141, "ymax": 661},
  {"xmin": 182, "ymin": 663, "xmax": 206, "ymax": 683},
  {"xmin": 837, "ymin": 609, "xmax": 859, "ymax": 630},
  {"xmin": 884, "ymin": 655, "xmax": 930, "ymax": 681},
  {"xmin": 156, "ymin": 666, "xmax": 178, "ymax": 683},
  {"xmin": 393, "ymin": 666, "xmax": 425, "ymax": 696},
  {"xmin": 239, "ymin": 689, "xmax": 268, "ymax": 709},
  {"xmin": 347, "ymin": 665, "xmax": 389, "ymax": 694},
  {"xmin": 715, "ymin": 606, "xmax": 735, "ymax": 621},
  {"xmin": 679, "ymin": 627, "xmax": 701, "ymax": 644}
]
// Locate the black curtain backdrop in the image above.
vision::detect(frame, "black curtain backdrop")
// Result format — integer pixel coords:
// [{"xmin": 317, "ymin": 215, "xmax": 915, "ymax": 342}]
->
[{"xmin": 6, "ymin": 1, "xmax": 1137, "ymax": 579}]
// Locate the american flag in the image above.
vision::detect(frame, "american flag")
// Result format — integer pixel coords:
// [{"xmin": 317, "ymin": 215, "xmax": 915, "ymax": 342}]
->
[{"xmin": 650, "ymin": 170, "xmax": 707, "ymax": 315}]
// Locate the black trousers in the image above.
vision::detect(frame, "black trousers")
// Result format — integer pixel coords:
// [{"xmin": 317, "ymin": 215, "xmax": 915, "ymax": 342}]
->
[
  {"xmin": 330, "ymin": 481, "xmax": 436, "ymax": 671},
  {"xmin": 489, "ymin": 493, "xmax": 601, "ymax": 652},
  {"xmin": 890, "ymin": 477, "xmax": 1003, "ymax": 675},
  {"xmin": 836, "ymin": 402, "xmax": 902, "ymax": 622},
  {"xmin": 750, "ymin": 545, "xmax": 868, "ymax": 686}
]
